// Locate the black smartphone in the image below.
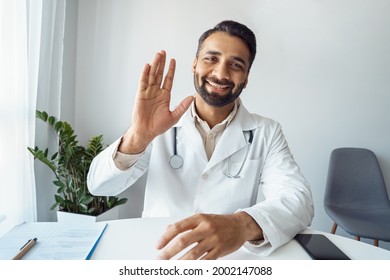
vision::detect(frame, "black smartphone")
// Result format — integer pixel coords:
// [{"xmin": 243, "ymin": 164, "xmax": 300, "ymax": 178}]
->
[{"xmin": 294, "ymin": 233, "xmax": 350, "ymax": 260}]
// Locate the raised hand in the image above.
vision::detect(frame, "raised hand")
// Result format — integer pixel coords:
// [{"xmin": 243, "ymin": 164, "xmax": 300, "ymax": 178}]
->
[{"xmin": 119, "ymin": 51, "xmax": 194, "ymax": 154}]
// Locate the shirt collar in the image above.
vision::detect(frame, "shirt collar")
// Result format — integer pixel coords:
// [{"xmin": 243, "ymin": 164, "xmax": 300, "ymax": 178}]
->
[{"xmin": 190, "ymin": 99, "xmax": 239, "ymax": 130}]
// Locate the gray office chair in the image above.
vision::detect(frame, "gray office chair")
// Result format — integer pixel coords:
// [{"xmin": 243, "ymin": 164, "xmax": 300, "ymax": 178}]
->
[{"xmin": 324, "ymin": 147, "xmax": 390, "ymax": 246}]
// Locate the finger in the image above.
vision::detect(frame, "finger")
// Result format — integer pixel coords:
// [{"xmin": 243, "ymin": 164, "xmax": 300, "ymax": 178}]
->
[
  {"xmin": 156, "ymin": 217, "xmax": 196, "ymax": 250},
  {"xmin": 155, "ymin": 50, "xmax": 166, "ymax": 86},
  {"xmin": 158, "ymin": 229, "xmax": 207, "ymax": 260},
  {"xmin": 200, "ymin": 248, "xmax": 221, "ymax": 260},
  {"xmin": 171, "ymin": 95, "xmax": 194, "ymax": 123},
  {"xmin": 179, "ymin": 240, "xmax": 212, "ymax": 260},
  {"xmin": 161, "ymin": 58, "xmax": 176, "ymax": 93},
  {"xmin": 157, "ymin": 232, "xmax": 195, "ymax": 260},
  {"xmin": 138, "ymin": 63, "xmax": 151, "ymax": 92},
  {"xmin": 148, "ymin": 52, "xmax": 162, "ymax": 86}
]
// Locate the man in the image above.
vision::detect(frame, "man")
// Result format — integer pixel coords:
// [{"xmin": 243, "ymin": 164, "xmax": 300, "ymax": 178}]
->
[{"xmin": 88, "ymin": 20, "xmax": 314, "ymax": 259}]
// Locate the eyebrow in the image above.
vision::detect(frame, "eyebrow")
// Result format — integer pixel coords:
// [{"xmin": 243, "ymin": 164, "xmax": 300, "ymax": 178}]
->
[{"xmin": 205, "ymin": 51, "xmax": 247, "ymax": 66}]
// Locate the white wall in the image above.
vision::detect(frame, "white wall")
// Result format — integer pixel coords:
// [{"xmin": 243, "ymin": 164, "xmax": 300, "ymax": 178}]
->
[{"xmin": 73, "ymin": 0, "xmax": 390, "ymax": 248}]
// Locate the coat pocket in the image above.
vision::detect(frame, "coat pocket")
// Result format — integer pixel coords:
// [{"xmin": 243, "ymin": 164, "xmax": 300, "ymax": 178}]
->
[{"xmin": 225, "ymin": 158, "xmax": 263, "ymax": 210}]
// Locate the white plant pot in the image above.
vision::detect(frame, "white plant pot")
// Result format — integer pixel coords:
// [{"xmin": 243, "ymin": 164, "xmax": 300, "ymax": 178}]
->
[{"xmin": 57, "ymin": 206, "xmax": 119, "ymax": 223}]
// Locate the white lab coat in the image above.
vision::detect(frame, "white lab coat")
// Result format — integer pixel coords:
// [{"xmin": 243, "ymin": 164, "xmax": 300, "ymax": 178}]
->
[{"xmin": 88, "ymin": 100, "xmax": 314, "ymax": 255}]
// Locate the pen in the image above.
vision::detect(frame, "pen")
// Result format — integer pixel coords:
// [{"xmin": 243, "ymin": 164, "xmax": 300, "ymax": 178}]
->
[{"xmin": 12, "ymin": 238, "xmax": 37, "ymax": 260}]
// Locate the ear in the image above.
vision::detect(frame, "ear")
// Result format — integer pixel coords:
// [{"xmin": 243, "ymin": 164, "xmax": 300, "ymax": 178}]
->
[
  {"xmin": 243, "ymin": 75, "xmax": 249, "ymax": 88},
  {"xmin": 192, "ymin": 58, "xmax": 198, "ymax": 73}
]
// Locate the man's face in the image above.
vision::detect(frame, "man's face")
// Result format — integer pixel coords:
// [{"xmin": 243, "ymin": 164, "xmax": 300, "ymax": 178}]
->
[{"xmin": 193, "ymin": 32, "xmax": 250, "ymax": 107}]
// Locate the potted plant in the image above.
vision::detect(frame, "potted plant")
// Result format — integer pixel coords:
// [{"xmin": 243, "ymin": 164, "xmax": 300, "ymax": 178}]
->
[{"xmin": 28, "ymin": 110, "xmax": 127, "ymax": 222}]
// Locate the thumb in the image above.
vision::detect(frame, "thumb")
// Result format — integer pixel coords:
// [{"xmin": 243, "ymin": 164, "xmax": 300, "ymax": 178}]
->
[{"xmin": 171, "ymin": 95, "xmax": 194, "ymax": 124}]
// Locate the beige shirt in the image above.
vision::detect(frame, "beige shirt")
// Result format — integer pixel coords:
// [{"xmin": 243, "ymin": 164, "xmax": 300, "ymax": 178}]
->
[
  {"xmin": 191, "ymin": 100, "xmax": 238, "ymax": 160},
  {"xmin": 113, "ymin": 100, "xmax": 239, "ymax": 169}
]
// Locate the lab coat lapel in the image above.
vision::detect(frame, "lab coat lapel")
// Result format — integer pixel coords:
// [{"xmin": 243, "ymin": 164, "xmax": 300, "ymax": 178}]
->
[
  {"xmin": 206, "ymin": 121, "xmax": 246, "ymax": 171},
  {"xmin": 205, "ymin": 102, "xmax": 256, "ymax": 172},
  {"xmin": 176, "ymin": 110, "xmax": 208, "ymax": 163}
]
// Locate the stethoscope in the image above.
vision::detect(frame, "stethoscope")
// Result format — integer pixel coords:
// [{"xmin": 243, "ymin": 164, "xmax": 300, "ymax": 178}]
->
[
  {"xmin": 169, "ymin": 127, "xmax": 184, "ymax": 169},
  {"xmin": 169, "ymin": 127, "xmax": 254, "ymax": 179},
  {"xmin": 223, "ymin": 129, "xmax": 254, "ymax": 178}
]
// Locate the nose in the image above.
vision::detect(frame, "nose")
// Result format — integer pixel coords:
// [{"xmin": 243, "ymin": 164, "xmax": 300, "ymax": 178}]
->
[{"xmin": 212, "ymin": 62, "xmax": 230, "ymax": 80}]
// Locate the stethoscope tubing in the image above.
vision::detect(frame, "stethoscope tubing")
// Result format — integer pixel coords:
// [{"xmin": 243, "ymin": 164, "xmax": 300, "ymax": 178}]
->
[{"xmin": 169, "ymin": 127, "xmax": 253, "ymax": 178}]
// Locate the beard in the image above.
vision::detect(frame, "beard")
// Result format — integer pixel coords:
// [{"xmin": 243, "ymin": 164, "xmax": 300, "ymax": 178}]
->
[{"xmin": 193, "ymin": 73, "xmax": 245, "ymax": 107}]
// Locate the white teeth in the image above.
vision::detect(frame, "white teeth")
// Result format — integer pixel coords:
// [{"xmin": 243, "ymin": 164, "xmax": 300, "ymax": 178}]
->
[{"xmin": 207, "ymin": 81, "xmax": 229, "ymax": 89}]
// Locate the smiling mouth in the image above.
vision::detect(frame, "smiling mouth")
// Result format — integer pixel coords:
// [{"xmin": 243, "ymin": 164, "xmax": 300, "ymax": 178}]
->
[{"xmin": 206, "ymin": 80, "xmax": 232, "ymax": 92}]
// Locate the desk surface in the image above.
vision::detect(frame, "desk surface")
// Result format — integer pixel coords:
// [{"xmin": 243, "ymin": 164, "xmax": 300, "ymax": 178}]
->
[{"xmin": 91, "ymin": 217, "xmax": 390, "ymax": 260}]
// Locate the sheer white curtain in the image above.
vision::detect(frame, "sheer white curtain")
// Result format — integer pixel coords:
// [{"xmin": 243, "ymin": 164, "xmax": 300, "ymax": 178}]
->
[
  {"xmin": 0, "ymin": 0, "xmax": 38, "ymax": 236},
  {"xmin": 0, "ymin": 0, "xmax": 66, "ymax": 236},
  {"xmin": 34, "ymin": 0, "xmax": 66, "ymax": 222}
]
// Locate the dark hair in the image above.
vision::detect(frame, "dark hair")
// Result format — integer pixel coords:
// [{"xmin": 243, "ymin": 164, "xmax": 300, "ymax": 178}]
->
[{"xmin": 196, "ymin": 20, "xmax": 257, "ymax": 69}]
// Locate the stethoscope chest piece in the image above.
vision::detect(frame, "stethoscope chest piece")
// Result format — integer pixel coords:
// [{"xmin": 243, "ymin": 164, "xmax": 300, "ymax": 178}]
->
[
  {"xmin": 169, "ymin": 154, "xmax": 184, "ymax": 169},
  {"xmin": 169, "ymin": 127, "xmax": 183, "ymax": 169}
]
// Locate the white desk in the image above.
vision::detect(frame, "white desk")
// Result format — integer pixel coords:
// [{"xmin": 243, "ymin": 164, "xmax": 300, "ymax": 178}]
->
[{"xmin": 91, "ymin": 217, "xmax": 390, "ymax": 260}]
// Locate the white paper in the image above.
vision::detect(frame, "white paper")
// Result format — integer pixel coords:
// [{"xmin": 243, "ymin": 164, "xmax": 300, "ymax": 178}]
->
[{"xmin": 0, "ymin": 222, "xmax": 107, "ymax": 260}]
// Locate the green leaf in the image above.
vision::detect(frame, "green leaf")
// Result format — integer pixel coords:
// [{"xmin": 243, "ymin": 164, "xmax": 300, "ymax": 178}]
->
[
  {"xmin": 48, "ymin": 116, "xmax": 55, "ymax": 126},
  {"xmin": 36, "ymin": 110, "xmax": 48, "ymax": 122},
  {"xmin": 79, "ymin": 204, "xmax": 88, "ymax": 213},
  {"xmin": 27, "ymin": 147, "xmax": 56, "ymax": 172},
  {"xmin": 50, "ymin": 202, "xmax": 59, "ymax": 210},
  {"xmin": 116, "ymin": 198, "xmax": 128, "ymax": 206},
  {"xmin": 62, "ymin": 199, "xmax": 74, "ymax": 208},
  {"xmin": 43, "ymin": 148, "xmax": 49, "ymax": 158},
  {"xmin": 106, "ymin": 196, "xmax": 128, "ymax": 209},
  {"xmin": 53, "ymin": 180, "xmax": 66, "ymax": 188},
  {"xmin": 54, "ymin": 194, "xmax": 64, "ymax": 203},
  {"xmin": 51, "ymin": 152, "xmax": 58, "ymax": 160},
  {"xmin": 54, "ymin": 121, "xmax": 63, "ymax": 132},
  {"xmin": 80, "ymin": 195, "xmax": 94, "ymax": 205}
]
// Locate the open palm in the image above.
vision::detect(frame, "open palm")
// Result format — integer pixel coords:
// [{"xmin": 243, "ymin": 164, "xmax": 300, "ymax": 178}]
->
[{"xmin": 121, "ymin": 51, "xmax": 193, "ymax": 154}]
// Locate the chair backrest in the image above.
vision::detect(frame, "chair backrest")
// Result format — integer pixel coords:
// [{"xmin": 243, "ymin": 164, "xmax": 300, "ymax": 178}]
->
[{"xmin": 324, "ymin": 147, "xmax": 390, "ymax": 210}]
